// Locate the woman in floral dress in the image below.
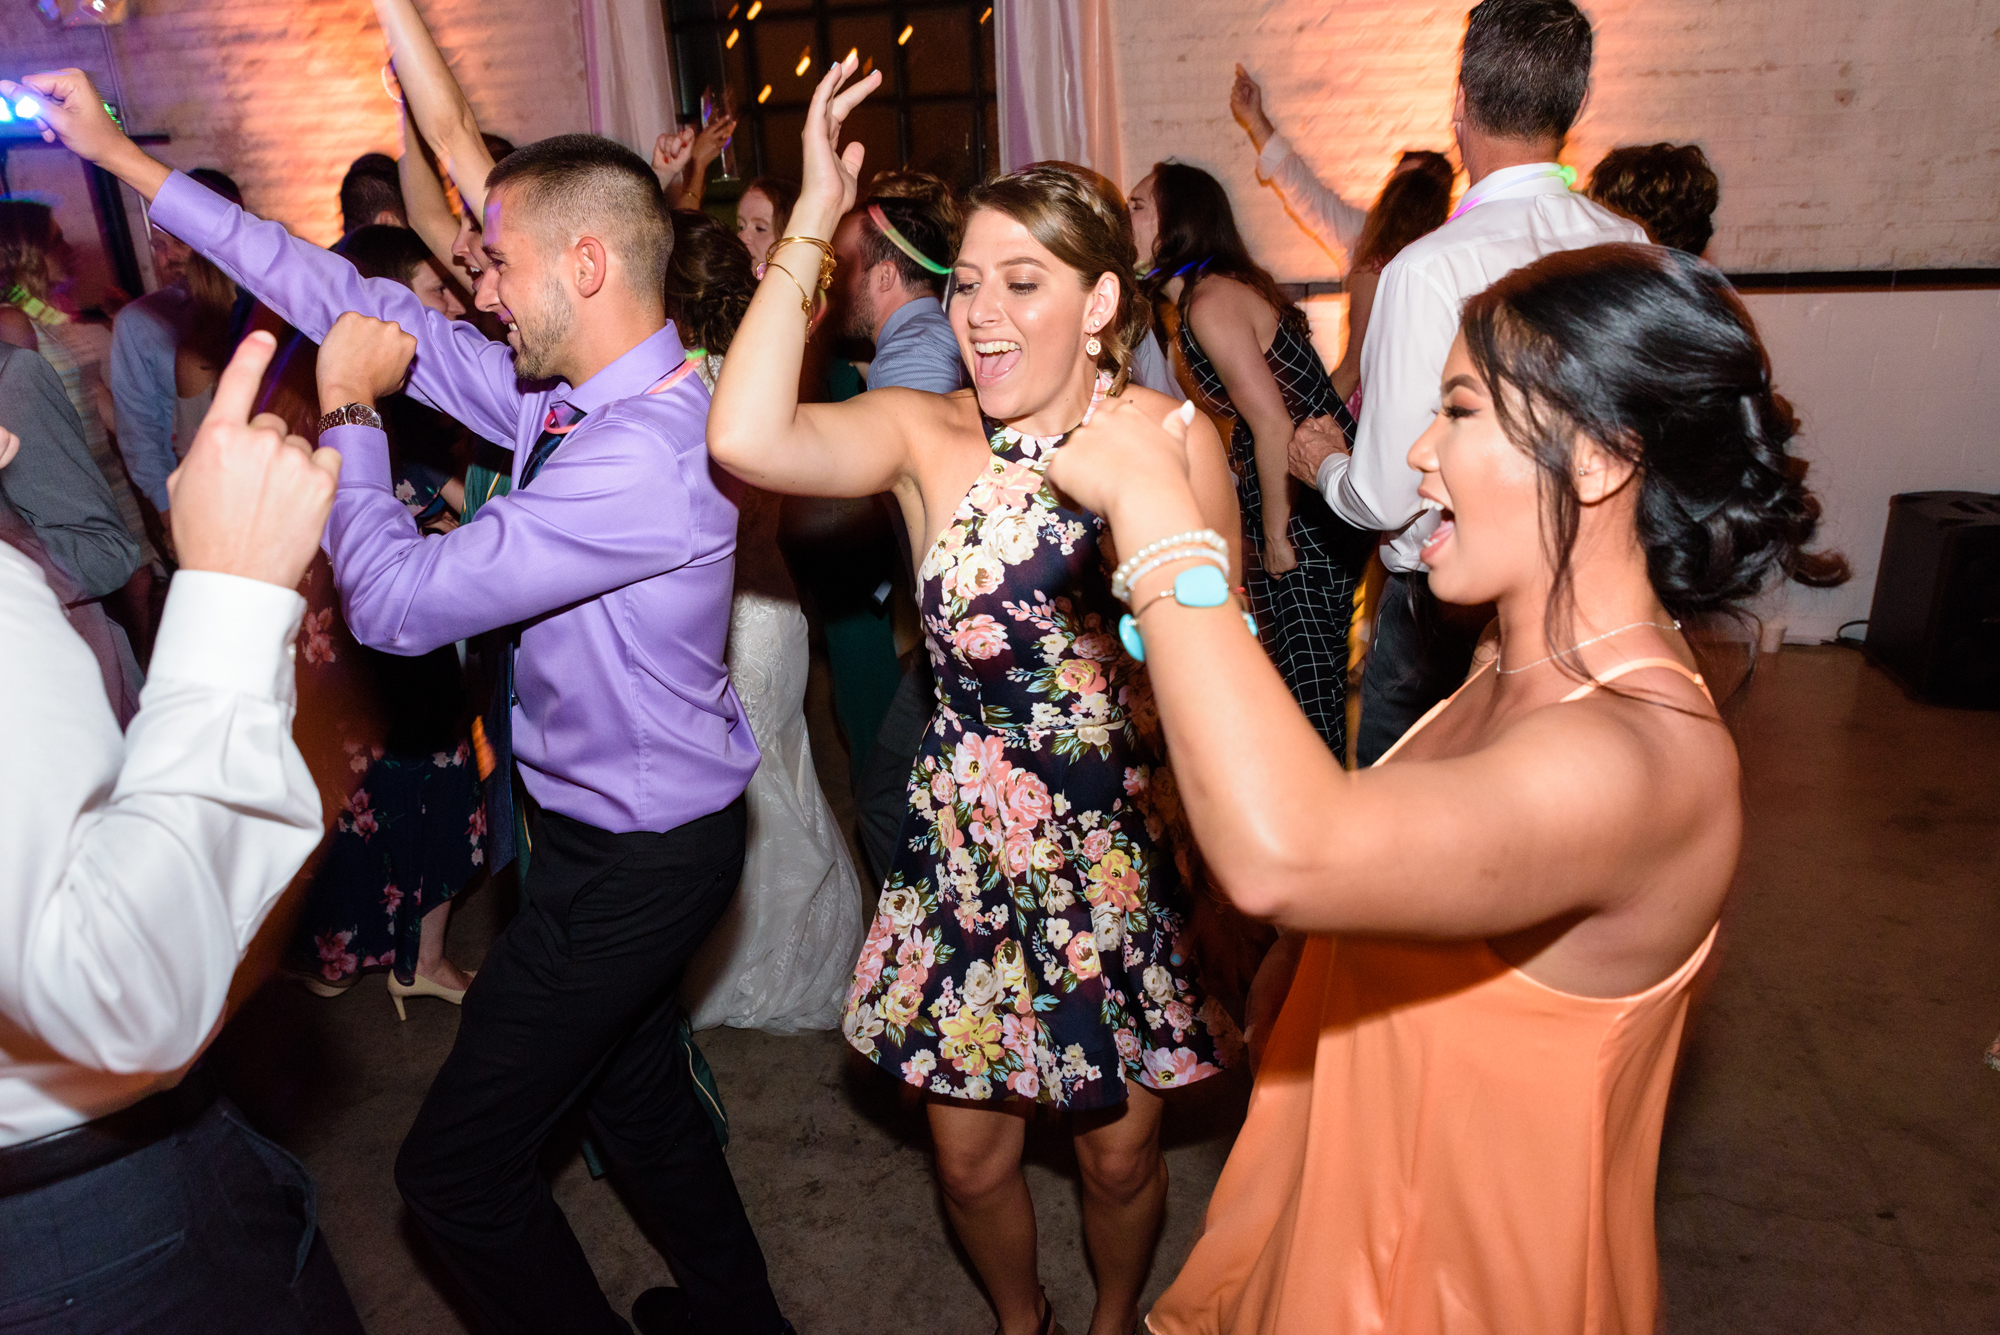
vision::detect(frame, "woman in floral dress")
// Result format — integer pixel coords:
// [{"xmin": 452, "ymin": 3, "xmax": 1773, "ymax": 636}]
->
[{"xmin": 709, "ymin": 57, "xmax": 1243, "ymax": 1335}]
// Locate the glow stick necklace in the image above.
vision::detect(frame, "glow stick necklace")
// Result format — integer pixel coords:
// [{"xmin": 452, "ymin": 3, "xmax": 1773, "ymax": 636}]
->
[{"xmin": 1448, "ymin": 163, "xmax": 1578, "ymax": 222}]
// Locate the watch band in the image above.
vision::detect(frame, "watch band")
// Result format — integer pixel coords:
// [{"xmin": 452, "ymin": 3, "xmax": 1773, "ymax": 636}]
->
[{"xmin": 316, "ymin": 402, "xmax": 384, "ymax": 435}]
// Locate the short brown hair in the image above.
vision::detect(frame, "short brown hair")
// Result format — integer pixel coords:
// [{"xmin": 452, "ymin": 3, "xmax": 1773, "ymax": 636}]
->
[
  {"xmin": 964, "ymin": 162, "xmax": 1146, "ymax": 393},
  {"xmin": 1460, "ymin": 0, "xmax": 1593, "ymax": 142},
  {"xmin": 484, "ymin": 134, "xmax": 672, "ymax": 305},
  {"xmin": 1587, "ymin": 143, "xmax": 1719, "ymax": 256}
]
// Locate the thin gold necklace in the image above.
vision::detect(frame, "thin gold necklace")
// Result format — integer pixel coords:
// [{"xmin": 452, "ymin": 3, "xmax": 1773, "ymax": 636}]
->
[{"xmin": 1495, "ymin": 619, "xmax": 1681, "ymax": 675}]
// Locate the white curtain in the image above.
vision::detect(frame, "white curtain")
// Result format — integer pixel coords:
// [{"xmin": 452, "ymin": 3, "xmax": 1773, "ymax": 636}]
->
[
  {"xmin": 580, "ymin": 0, "xmax": 678, "ymax": 158},
  {"xmin": 995, "ymin": 0, "xmax": 1123, "ymax": 186}
]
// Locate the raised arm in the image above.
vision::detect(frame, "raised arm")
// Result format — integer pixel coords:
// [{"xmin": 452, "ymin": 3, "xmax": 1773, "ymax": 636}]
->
[
  {"xmin": 313, "ymin": 313, "xmax": 707, "ymax": 652},
  {"xmin": 1234, "ymin": 66, "xmax": 1367, "ymax": 260},
  {"xmin": 0, "ymin": 333, "xmax": 334, "ymax": 1074},
  {"xmin": 372, "ymin": 0, "xmax": 496, "ymax": 214},
  {"xmin": 707, "ymin": 56, "xmax": 921, "ymax": 501},
  {"xmin": 1045, "ymin": 400, "xmax": 1721, "ymax": 946},
  {"xmin": 1186, "ymin": 280, "xmax": 1302, "ymax": 574},
  {"xmin": 8, "ymin": 69, "xmax": 525, "ymax": 447},
  {"xmin": 398, "ymin": 103, "xmax": 464, "ymax": 273}
]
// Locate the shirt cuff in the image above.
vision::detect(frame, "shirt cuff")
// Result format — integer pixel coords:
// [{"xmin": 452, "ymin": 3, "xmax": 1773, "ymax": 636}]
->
[
  {"xmin": 1257, "ymin": 134, "xmax": 1295, "ymax": 181},
  {"xmin": 148, "ymin": 570, "xmax": 306, "ymax": 705},
  {"xmin": 1315, "ymin": 449, "xmax": 1350, "ymax": 506},
  {"xmin": 320, "ymin": 423, "xmax": 393, "ymax": 489}
]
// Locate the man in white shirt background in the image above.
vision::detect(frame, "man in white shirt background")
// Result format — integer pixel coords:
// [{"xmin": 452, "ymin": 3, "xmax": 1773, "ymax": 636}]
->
[
  {"xmin": 0, "ymin": 330, "xmax": 366, "ymax": 1332},
  {"xmin": 1289, "ymin": 0, "xmax": 1649, "ymax": 765}
]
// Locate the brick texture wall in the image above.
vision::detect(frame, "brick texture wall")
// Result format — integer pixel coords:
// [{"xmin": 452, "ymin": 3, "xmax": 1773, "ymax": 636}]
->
[
  {"xmin": 1111, "ymin": 0, "xmax": 2000, "ymax": 281},
  {"xmin": 1, "ymin": 0, "xmax": 588, "ymax": 257}
]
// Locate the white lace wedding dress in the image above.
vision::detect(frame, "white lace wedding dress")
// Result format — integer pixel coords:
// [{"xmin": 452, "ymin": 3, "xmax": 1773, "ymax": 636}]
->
[{"xmin": 682, "ymin": 476, "xmax": 867, "ymax": 1033}]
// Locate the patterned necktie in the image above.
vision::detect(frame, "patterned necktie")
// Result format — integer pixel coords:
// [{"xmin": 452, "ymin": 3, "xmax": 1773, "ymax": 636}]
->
[{"xmin": 473, "ymin": 402, "xmax": 583, "ymax": 873}]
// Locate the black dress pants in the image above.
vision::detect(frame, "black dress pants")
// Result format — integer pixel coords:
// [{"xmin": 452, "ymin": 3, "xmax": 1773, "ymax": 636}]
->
[
  {"xmin": 0, "ymin": 1099, "xmax": 363, "ymax": 1334},
  {"xmin": 394, "ymin": 795, "xmax": 783, "ymax": 1335},
  {"xmin": 1355, "ymin": 571, "xmax": 1491, "ymax": 767}
]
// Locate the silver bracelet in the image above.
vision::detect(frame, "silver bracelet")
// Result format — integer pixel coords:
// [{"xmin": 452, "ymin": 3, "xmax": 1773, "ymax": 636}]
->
[
  {"xmin": 1112, "ymin": 548, "xmax": 1227, "ymax": 604},
  {"xmin": 1109, "ymin": 527, "xmax": 1227, "ymax": 599}
]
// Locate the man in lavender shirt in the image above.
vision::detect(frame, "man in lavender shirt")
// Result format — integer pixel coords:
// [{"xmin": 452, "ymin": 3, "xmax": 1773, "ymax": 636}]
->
[{"xmin": 12, "ymin": 71, "xmax": 789, "ymax": 1335}]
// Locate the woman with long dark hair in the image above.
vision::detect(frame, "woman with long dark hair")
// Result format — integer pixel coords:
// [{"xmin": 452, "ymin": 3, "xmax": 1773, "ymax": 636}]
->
[
  {"xmin": 1045, "ymin": 243, "xmax": 1847, "ymax": 1334},
  {"xmin": 1131, "ymin": 161, "xmax": 1369, "ymax": 755},
  {"xmin": 709, "ymin": 58, "xmax": 1243, "ymax": 1335},
  {"xmin": 1333, "ymin": 152, "xmax": 1453, "ymax": 412}
]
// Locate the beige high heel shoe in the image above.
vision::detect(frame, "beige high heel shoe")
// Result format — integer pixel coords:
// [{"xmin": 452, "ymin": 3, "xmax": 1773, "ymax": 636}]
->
[{"xmin": 387, "ymin": 969, "xmax": 474, "ymax": 1021}]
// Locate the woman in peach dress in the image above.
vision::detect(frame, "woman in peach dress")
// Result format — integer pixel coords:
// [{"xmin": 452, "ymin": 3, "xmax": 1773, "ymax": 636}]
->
[{"xmin": 1047, "ymin": 244, "xmax": 1847, "ymax": 1335}]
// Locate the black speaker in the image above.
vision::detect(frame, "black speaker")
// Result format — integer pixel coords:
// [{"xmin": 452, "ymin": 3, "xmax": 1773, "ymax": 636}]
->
[{"xmin": 1864, "ymin": 491, "xmax": 2000, "ymax": 708}]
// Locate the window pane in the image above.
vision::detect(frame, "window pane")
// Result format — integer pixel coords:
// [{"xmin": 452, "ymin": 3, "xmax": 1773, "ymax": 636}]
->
[
  {"xmin": 753, "ymin": 16, "xmax": 819, "ymax": 105},
  {"xmin": 907, "ymin": 102, "xmax": 978, "ymax": 190},
  {"xmin": 668, "ymin": 0, "xmax": 732, "ymax": 23},
  {"xmin": 758, "ymin": 109, "xmax": 807, "ymax": 185},
  {"xmin": 904, "ymin": 10, "xmax": 973, "ymax": 97},
  {"xmin": 984, "ymin": 99, "xmax": 1000, "ymax": 178},
  {"xmin": 980, "ymin": 5, "xmax": 996, "ymax": 94},
  {"xmin": 830, "ymin": 13, "xmax": 900, "ymax": 96},
  {"xmin": 674, "ymin": 26, "xmax": 755, "ymax": 124},
  {"xmin": 843, "ymin": 104, "xmax": 903, "ymax": 185}
]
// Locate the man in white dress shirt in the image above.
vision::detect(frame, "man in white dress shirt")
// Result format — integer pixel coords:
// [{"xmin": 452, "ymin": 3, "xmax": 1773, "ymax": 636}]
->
[
  {"xmin": 1289, "ymin": 0, "xmax": 1649, "ymax": 764},
  {"xmin": 0, "ymin": 331, "xmax": 364, "ymax": 1332}
]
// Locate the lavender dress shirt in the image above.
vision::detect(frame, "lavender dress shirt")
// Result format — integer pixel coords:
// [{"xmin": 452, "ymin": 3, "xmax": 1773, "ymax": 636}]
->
[{"xmin": 149, "ymin": 171, "xmax": 758, "ymax": 835}]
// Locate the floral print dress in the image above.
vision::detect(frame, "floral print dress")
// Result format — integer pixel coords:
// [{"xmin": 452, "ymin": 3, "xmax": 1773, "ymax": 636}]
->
[{"xmin": 841, "ymin": 384, "xmax": 1238, "ymax": 1111}]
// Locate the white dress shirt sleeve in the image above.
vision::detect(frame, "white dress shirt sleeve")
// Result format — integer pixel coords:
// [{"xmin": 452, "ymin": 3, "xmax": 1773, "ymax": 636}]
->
[
  {"xmin": 1257, "ymin": 133, "xmax": 1369, "ymax": 260},
  {"xmin": 0, "ymin": 547, "xmax": 321, "ymax": 1077},
  {"xmin": 1317, "ymin": 256, "xmax": 1460, "ymax": 547}
]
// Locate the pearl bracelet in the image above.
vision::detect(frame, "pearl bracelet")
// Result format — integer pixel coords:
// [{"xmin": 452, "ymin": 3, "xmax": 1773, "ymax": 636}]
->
[
  {"xmin": 1111, "ymin": 548, "xmax": 1227, "ymax": 605},
  {"xmin": 1109, "ymin": 528, "xmax": 1227, "ymax": 601}
]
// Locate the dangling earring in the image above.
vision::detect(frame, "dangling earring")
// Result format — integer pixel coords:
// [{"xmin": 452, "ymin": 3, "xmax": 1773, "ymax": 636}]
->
[{"xmin": 1084, "ymin": 330, "xmax": 1103, "ymax": 357}]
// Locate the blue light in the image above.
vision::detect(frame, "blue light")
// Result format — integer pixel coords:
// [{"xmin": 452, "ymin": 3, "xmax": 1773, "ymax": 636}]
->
[
  {"xmin": 0, "ymin": 102, "xmax": 12, "ymax": 125},
  {"xmin": 13, "ymin": 97, "xmax": 40, "ymax": 120}
]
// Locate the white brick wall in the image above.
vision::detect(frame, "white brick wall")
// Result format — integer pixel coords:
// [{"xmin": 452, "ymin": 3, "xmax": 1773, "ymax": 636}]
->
[
  {"xmin": 0, "ymin": 0, "xmax": 589, "ymax": 253},
  {"xmin": 1110, "ymin": 0, "xmax": 2000, "ymax": 280}
]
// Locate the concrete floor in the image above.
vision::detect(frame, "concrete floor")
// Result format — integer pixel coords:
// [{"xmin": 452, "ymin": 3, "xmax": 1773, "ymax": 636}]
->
[{"xmin": 206, "ymin": 646, "xmax": 2000, "ymax": 1332}]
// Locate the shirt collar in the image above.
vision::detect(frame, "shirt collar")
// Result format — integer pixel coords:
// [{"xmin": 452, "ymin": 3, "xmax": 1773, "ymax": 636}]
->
[
  {"xmin": 1454, "ymin": 161, "xmax": 1573, "ymax": 216},
  {"xmin": 554, "ymin": 322, "xmax": 689, "ymax": 418},
  {"xmin": 876, "ymin": 294, "xmax": 944, "ymax": 350}
]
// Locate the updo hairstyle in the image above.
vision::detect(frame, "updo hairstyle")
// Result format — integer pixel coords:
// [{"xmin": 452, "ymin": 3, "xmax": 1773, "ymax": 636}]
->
[
  {"xmin": 962, "ymin": 162, "xmax": 1148, "ymax": 393},
  {"xmin": 1460, "ymin": 243, "xmax": 1847, "ymax": 643},
  {"xmin": 665, "ymin": 209, "xmax": 758, "ymax": 355}
]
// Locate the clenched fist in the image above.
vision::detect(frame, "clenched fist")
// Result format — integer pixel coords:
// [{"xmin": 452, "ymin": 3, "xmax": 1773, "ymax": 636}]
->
[{"xmin": 316, "ymin": 311, "xmax": 418, "ymax": 413}]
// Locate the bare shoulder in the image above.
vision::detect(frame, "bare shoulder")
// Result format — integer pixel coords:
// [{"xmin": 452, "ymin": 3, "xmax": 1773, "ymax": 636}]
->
[
  {"xmin": 1184, "ymin": 274, "xmax": 1262, "ymax": 323},
  {"xmin": 0, "ymin": 306, "xmax": 40, "ymax": 352}
]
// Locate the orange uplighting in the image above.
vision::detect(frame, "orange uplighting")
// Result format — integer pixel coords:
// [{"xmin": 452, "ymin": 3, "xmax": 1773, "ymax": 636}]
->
[
  {"xmin": 757, "ymin": 84, "xmax": 772, "ymax": 104},
  {"xmin": 794, "ymin": 48, "xmax": 812, "ymax": 76},
  {"xmin": 745, "ymin": 0, "xmax": 761, "ymax": 18},
  {"xmin": 725, "ymin": 27, "xmax": 739, "ymax": 49},
  {"xmin": 898, "ymin": 24, "xmax": 914, "ymax": 45}
]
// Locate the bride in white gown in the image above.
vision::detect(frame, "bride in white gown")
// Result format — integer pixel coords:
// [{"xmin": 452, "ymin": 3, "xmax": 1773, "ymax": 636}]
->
[{"xmin": 682, "ymin": 352, "xmax": 867, "ymax": 1033}]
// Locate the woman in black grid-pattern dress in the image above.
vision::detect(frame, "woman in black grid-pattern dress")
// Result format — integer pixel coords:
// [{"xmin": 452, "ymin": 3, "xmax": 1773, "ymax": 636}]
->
[
  {"xmin": 1178, "ymin": 310, "xmax": 1370, "ymax": 754},
  {"xmin": 1131, "ymin": 161, "xmax": 1372, "ymax": 755}
]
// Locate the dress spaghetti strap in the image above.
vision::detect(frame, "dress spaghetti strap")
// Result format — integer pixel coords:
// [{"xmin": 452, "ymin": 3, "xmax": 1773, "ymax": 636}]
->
[{"xmin": 1557, "ymin": 656, "xmax": 1711, "ymax": 704}]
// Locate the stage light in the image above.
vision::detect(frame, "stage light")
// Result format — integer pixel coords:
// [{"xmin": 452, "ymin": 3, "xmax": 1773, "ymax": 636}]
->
[{"xmin": 898, "ymin": 24, "xmax": 913, "ymax": 45}]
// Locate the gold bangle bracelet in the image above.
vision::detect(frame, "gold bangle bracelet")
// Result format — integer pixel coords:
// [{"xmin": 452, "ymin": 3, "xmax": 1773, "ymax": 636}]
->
[
  {"xmin": 773, "ymin": 234, "xmax": 834, "ymax": 265},
  {"xmin": 765, "ymin": 261, "xmax": 817, "ymax": 316}
]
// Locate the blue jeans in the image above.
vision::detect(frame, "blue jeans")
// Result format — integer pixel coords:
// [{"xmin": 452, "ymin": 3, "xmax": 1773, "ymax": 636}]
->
[{"xmin": 0, "ymin": 1099, "xmax": 362, "ymax": 1333}]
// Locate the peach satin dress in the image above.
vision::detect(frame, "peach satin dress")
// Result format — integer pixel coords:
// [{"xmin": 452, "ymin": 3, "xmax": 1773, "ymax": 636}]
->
[{"xmin": 1150, "ymin": 659, "xmax": 1717, "ymax": 1335}]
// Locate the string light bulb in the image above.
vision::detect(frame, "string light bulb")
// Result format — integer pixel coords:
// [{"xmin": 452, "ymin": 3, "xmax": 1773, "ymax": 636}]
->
[
  {"xmin": 745, "ymin": 0, "xmax": 761, "ymax": 18},
  {"xmin": 725, "ymin": 27, "xmax": 739, "ymax": 49},
  {"xmin": 794, "ymin": 48, "xmax": 812, "ymax": 77},
  {"xmin": 897, "ymin": 24, "xmax": 914, "ymax": 45},
  {"xmin": 757, "ymin": 84, "xmax": 773, "ymax": 104}
]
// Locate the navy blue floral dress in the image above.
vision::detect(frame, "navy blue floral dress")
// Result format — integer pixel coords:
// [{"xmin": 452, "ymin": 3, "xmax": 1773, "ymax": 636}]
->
[
  {"xmin": 291, "ymin": 400, "xmax": 485, "ymax": 986},
  {"xmin": 841, "ymin": 391, "xmax": 1238, "ymax": 1111}
]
